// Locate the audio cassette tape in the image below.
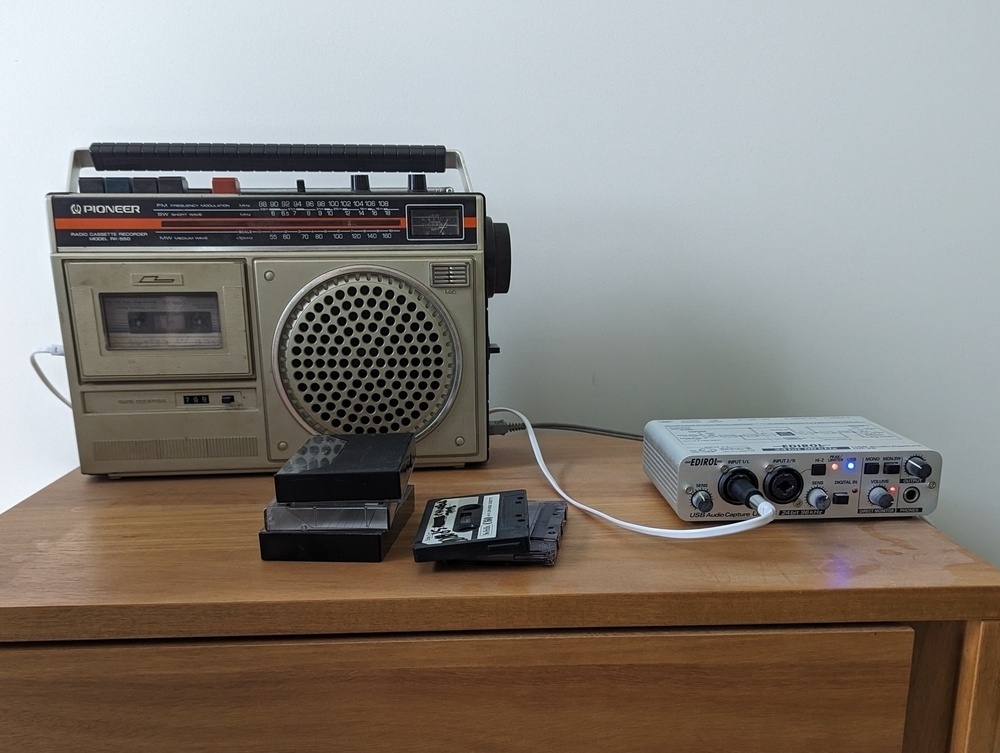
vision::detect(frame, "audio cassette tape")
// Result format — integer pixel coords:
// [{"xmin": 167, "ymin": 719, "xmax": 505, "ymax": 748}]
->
[{"xmin": 413, "ymin": 490, "xmax": 568, "ymax": 565}]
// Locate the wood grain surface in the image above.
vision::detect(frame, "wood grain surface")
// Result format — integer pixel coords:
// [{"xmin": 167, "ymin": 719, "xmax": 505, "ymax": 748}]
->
[
  {"xmin": 1, "ymin": 432, "xmax": 999, "ymax": 642},
  {"xmin": 2, "ymin": 432, "xmax": 1000, "ymax": 753},
  {"xmin": 3, "ymin": 627, "xmax": 914, "ymax": 753},
  {"xmin": 950, "ymin": 620, "xmax": 1000, "ymax": 753},
  {"xmin": 901, "ymin": 621, "xmax": 965, "ymax": 753}
]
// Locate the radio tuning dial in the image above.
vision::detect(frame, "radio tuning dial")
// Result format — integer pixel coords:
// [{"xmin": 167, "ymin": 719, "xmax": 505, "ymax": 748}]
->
[
  {"xmin": 868, "ymin": 486, "xmax": 894, "ymax": 509},
  {"xmin": 806, "ymin": 488, "xmax": 831, "ymax": 510},
  {"xmin": 905, "ymin": 456, "xmax": 932, "ymax": 480},
  {"xmin": 690, "ymin": 490, "xmax": 713, "ymax": 513},
  {"xmin": 484, "ymin": 218, "xmax": 512, "ymax": 298}
]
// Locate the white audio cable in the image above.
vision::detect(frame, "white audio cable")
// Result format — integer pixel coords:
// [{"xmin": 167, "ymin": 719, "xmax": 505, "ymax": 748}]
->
[
  {"xmin": 489, "ymin": 406, "xmax": 777, "ymax": 540},
  {"xmin": 30, "ymin": 344, "xmax": 72, "ymax": 408}
]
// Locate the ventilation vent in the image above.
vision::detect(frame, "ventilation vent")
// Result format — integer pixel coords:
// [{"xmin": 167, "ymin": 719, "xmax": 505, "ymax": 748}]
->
[
  {"xmin": 430, "ymin": 262, "xmax": 470, "ymax": 287},
  {"xmin": 94, "ymin": 436, "xmax": 258, "ymax": 461},
  {"xmin": 275, "ymin": 267, "xmax": 461, "ymax": 438},
  {"xmin": 643, "ymin": 442, "xmax": 680, "ymax": 501}
]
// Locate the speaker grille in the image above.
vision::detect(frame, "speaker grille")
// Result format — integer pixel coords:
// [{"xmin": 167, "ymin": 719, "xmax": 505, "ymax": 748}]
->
[
  {"xmin": 275, "ymin": 267, "xmax": 461, "ymax": 437},
  {"xmin": 93, "ymin": 436, "xmax": 258, "ymax": 461}
]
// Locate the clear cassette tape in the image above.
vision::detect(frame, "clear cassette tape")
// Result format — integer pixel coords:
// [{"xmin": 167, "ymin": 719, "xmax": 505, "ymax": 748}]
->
[{"xmin": 264, "ymin": 486, "xmax": 414, "ymax": 532}]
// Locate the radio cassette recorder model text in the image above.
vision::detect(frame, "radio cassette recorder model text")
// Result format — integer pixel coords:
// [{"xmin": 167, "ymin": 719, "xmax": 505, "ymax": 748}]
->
[
  {"xmin": 48, "ymin": 143, "xmax": 511, "ymax": 476},
  {"xmin": 643, "ymin": 417, "xmax": 941, "ymax": 521}
]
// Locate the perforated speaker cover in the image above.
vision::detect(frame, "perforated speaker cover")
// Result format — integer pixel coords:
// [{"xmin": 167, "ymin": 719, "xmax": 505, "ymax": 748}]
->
[{"xmin": 274, "ymin": 267, "xmax": 461, "ymax": 437}]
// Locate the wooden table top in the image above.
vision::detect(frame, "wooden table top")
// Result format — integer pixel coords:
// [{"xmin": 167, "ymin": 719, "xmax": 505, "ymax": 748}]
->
[{"xmin": 2, "ymin": 432, "xmax": 999, "ymax": 643}]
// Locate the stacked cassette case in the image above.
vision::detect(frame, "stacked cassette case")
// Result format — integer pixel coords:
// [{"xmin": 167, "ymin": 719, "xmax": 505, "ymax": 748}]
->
[{"xmin": 259, "ymin": 434, "xmax": 415, "ymax": 562}]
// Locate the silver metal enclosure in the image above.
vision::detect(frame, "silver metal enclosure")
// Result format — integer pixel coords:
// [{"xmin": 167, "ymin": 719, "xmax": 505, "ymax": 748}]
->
[{"xmin": 643, "ymin": 416, "xmax": 941, "ymax": 521}]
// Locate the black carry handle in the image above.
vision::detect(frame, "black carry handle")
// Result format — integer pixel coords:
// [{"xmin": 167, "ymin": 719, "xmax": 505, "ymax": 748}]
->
[{"xmin": 89, "ymin": 143, "xmax": 449, "ymax": 173}]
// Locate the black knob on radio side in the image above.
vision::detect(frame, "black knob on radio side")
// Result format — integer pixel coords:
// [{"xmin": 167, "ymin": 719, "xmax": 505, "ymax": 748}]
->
[
  {"xmin": 350, "ymin": 174, "xmax": 371, "ymax": 192},
  {"xmin": 484, "ymin": 217, "xmax": 511, "ymax": 298},
  {"xmin": 408, "ymin": 174, "xmax": 428, "ymax": 192},
  {"xmin": 905, "ymin": 457, "xmax": 932, "ymax": 480}
]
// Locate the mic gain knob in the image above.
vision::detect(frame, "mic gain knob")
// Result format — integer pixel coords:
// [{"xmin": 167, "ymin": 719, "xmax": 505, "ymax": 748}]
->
[
  {"xmin": 806, "ymin": 488, "xmax": 831, "ymax": 510},
  {"xmin": 690, "ymin": 490, "xmax": 714, "ymax": 513}
]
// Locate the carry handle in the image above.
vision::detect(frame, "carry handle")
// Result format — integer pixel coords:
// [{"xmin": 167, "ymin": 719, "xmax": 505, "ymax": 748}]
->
[
  {"xmin": 89, "ymin": 143, "xmax": 448, "ymax": 173},
  {"xmin": 69, "ymin": 143, "xmax": 473, "ymax": 191}
]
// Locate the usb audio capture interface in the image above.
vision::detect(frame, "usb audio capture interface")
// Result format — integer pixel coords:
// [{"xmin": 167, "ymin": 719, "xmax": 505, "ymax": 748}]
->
[{"xmin": 643, "ymin": 417, "xmax": 941, "ymax": 522}]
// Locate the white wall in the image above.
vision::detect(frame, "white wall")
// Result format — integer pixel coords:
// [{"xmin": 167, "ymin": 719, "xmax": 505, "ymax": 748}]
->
[{"xmin": 3, "ymin": 1, "xmax": 999, "ymax": 564}]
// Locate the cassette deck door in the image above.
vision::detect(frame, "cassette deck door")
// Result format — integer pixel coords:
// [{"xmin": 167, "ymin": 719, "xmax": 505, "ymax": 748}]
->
[{"xmin": 63, "ymin": 259, "xmax": 252, "ymax": 379}]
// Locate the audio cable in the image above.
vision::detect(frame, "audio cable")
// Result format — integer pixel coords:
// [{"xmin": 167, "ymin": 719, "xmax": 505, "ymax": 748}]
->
[
  {"xmin": 30, "ymin": 344, "xmax": 72, "ymax": 408},
  {"xmin": 490, "ymin": 418, "xmax": 641, "ymax": 441},
  {"xmin": 489, "ymin": 406, "xmax": 776, "ymax": 540}
]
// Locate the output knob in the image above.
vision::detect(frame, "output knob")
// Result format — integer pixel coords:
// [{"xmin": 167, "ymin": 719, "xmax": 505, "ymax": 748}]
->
[
  {"xmin": 690, "ymin": 490, "xmax": 714, "ymax": 513},
  {"xmin": 868, "ymin": 486, "xmax": 894, "ymax": 509},
  {"xmin": 905, "ymin": 456, "xmax": 932, "ymax": 480}
]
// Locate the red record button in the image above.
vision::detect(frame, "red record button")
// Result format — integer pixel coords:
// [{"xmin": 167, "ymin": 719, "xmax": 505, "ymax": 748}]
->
[{"xmin": 211, "ymin": 177, "xmax": 241, "ymax": 194}]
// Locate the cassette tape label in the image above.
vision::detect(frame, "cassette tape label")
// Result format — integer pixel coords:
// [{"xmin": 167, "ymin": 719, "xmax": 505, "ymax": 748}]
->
[
  {"xmin": 421, "ymin": 495, "xmax": 501, "ymax": 545},
  {"xmin": 479, "ymin": 493, "xmax": 500, "ymax": 538}
]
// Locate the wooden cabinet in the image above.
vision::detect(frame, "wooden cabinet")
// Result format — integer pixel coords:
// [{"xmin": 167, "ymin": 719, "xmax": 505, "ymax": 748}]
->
[
  {"xmin": 5, "ymin": 628, "xmax": 913, "ymax": 752},
  {"xmin": 1, "ymin": 434, "xmax": 998, "ymax": 752}
]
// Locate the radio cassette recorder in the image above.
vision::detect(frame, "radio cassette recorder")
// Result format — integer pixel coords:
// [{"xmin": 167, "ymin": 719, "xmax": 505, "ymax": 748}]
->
[{"xmin": 48, "ymin": 143, "xmax": 511, "ymax": 476}]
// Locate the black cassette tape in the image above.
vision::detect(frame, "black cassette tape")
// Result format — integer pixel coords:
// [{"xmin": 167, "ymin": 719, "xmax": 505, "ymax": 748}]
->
[
  {"xmin": 413, "ymin": 489, "xmax": 530, "ymax": 562},
  {"xmin": 274, "ymin": 433, "xmax": 415, "ymax": 504},
  {"xmin": 460, "ymin": 501, "xmax": 567, "ymax": 566}
]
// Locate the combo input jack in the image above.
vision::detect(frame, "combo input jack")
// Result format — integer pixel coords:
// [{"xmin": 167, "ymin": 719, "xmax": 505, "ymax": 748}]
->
[
  {"xmin": 763, "ymin": 466, "xmax": 804, "ymax": 504},
  {"xmin": 902, "ymin": 487, "xmax": 921, "ymax": 504},
  {"xmin": 718, "ymin": 469, "xmax": 760, "ymax": 507}
]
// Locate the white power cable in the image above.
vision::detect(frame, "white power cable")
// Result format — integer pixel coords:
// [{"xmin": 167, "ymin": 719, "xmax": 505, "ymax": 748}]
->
[
  {"xmin": 489, "ymin": 406, "xmax": 777, "ymax": 540},
  {"xmin": 30, "ymin": 345, "xmax": 72, "ymax": 408}
]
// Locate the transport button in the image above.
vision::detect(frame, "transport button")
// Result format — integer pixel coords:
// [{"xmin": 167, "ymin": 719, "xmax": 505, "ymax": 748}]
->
[
  {"xmin": 211, "ymin": 177, "xmax": 240, "ymax": 194},
  {"xmin": 104, "ymin": 177, "xmax": 133, "ymax": 193},
  {"xmin": 157, "ymin": 176, "xmax": 189, "ymax": 192},
  {"xmin": 78, "ymin": 177, "xmax": 106, "ymax": 193}
]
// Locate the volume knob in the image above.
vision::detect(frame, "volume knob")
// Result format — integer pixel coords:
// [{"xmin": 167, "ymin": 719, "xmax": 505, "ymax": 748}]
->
[
  {"xmin": 905, "ymin": 457, "xmax": 932, "ymax": 480},
  {"xmin": 868, "ymin": 486, "xmax": 894, "ymax": 509}
]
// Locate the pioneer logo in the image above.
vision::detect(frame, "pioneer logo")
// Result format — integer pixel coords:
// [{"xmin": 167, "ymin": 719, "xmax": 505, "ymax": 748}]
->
[
  {"xmin": 79, "ymin": 204, "xmax": 141, "ymax": 214},
  {"xmin": 689, "ymin": 457, "xmax": 719, "ymax": 466}
]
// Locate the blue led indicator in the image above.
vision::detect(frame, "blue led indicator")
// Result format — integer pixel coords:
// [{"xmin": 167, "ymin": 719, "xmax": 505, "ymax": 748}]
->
[{"xmin": 846, "ymin": 460, "xmax": 857, "ymax": 471}]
